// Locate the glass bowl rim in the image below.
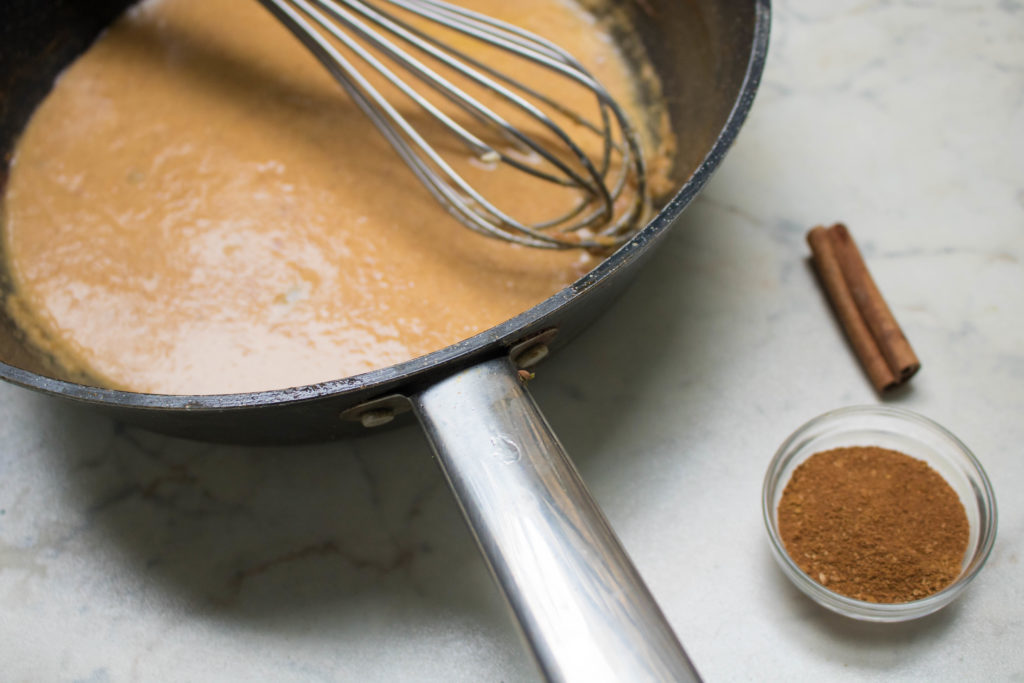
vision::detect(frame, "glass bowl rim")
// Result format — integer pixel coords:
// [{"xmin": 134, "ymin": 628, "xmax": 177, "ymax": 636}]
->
[{"xmin": 761, "ymin": 404, "xmax": 998, "ymax": 620}]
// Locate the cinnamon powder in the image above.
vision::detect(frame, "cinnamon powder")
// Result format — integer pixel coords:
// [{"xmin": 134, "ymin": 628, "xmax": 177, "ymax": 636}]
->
[{"xmin": 777, "ymin": 446, "xmax": 969, "ymax": 603}]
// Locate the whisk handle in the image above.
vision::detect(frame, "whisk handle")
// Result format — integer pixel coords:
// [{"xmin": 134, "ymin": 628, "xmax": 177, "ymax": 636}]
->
[{"xmin": 412, "ymin": 356, "xmax": 700, "ymax": 683}]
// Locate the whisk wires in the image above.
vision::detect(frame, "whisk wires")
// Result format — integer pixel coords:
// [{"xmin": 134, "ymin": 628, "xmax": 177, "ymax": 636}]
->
[{"xmin": 258, "ymin": 0, "xmax": 648, "ymax": 249}]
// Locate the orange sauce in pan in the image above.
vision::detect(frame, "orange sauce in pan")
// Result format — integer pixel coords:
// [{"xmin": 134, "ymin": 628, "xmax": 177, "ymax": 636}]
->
[{"xmin": 2, "ymin": 0, "xmax": 670, "ymax": 394}]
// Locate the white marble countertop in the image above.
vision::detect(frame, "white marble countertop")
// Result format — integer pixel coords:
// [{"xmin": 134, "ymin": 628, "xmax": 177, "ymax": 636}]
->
[{"xmin": 2, "ymin": 0, "xmax": 1022, "ymax": 680}]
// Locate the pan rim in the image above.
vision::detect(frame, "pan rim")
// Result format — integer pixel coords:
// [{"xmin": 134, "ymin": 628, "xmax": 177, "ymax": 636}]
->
[{"xmin": 0, "ymin": 0, "xmax": 771, "ymax": 412}]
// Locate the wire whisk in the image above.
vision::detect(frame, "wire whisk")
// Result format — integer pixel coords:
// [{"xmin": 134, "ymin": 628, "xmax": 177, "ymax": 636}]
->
[{"xmin": 258, "ymin": 0, "xmax": 648, "ymax": 249}]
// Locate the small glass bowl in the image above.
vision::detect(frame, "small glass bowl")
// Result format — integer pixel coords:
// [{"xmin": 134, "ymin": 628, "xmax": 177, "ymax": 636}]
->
[{"xmin": 762, "ymin": 405, "xmax": 997, "ymax": 622}]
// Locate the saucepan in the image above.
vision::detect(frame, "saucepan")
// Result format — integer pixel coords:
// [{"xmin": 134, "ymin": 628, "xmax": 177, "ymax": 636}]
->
[{"xmin": 0, "ymin": 0, "xmax": 769, "ymax": 680}]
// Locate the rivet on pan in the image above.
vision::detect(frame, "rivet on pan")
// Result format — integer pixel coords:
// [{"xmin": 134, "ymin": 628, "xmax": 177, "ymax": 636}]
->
[
  {"xmin": 515, "ymin": 343, "xmax": 549, "ymax": 369},
  {"xmin": 359, "ymin": 408, "xmax": 395, "ymax": 428}
]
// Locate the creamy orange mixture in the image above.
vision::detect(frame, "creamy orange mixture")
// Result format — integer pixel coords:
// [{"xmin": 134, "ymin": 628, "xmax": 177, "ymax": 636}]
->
[{"xmin": 2, "ymin": 0, "xmax": 668, "ymax": 394}]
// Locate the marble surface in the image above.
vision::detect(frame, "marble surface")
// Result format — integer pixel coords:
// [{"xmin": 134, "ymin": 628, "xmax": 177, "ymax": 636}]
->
[{"xmin": 2, "ymin": 0, "xmax": 1023, "ymax": 680}]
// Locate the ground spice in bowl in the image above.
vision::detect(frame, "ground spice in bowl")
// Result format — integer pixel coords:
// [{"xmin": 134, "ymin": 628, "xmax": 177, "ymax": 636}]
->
[{"xmin": 777, "ymin": 446, "xmax": 969, "ymax": 603}]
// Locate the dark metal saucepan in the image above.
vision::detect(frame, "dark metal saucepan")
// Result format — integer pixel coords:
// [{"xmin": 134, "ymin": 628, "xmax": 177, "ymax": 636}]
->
[{"xmin": 0, "ymin": 1, "xmax": 769, "ymax": 679}]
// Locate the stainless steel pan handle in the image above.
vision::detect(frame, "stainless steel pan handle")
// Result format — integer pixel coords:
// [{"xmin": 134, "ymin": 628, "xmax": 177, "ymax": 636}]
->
[{"xmin": 412, "ymin": 357, "xmax": 700, "ymax": 682}]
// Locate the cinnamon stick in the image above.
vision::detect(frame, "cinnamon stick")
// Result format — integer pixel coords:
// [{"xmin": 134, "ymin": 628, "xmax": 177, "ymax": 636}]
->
[
  {"xmin": 807, "ymin": 226, "xmax": 896, "ymax": 391},
  {"xmin": 828, "ymin": 224, "xmax": 920, "ymax": 383},
  {"xmin": 807, "ymin": 224, "xmax": 920, "ymax": 392}
]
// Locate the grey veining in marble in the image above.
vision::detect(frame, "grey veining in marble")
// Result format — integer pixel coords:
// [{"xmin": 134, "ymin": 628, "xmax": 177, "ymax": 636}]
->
[{"xmin": 2, "ymin": 0, "xmax": 1023, "ymax": 680}]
